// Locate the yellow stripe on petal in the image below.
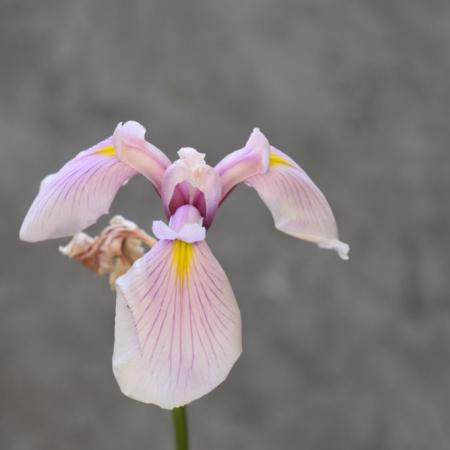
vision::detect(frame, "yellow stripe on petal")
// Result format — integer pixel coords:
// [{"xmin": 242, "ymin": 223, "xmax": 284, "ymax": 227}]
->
[
  {"xmin": 172, "ymin": 240, "xmax": 193, "ymax": 285},
  {"xmin": 269, "ymin": 152, "xmax": 294, "ymax": 168},
  {"xmin": 96, "ymin": 145, "xmax": 116, "ymax": 157}
]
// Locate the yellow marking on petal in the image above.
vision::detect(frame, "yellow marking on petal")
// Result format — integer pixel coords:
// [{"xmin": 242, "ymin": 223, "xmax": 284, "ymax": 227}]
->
[
  {"xmin": 96, "ymin": 145, "xmax": 116, "ymax": 157},
  {"xmin": 269, "ymin": 152, "xmax": 294, "ymax": 168},
  {"xmin": 172, "ymin": 240, "xmax": 193, "ymax": 285}
]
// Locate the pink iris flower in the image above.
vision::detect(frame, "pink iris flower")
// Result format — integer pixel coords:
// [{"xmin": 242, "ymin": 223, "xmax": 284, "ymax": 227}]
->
[{"xmin": 20, "ymin": 121, "xmax": 349, "ymax": 409}]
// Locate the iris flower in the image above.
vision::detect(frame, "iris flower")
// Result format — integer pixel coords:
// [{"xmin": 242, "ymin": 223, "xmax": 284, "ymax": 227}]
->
[{"xmin": 20, "ymin": 121, "xmax": 349, "ymax": 409}]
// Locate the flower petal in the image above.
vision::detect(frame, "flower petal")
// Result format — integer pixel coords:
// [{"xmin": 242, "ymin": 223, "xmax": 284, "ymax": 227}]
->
[
  {"xmin": 152, "ymin": 205, "xmax": 206, "ymax": 243},
  {"xmin": 20, "ymin": 121, "xmax": 170, "ymax": 242},
  {"xmin": 193, "ymin": 166, "xmax": 222, "ymax": 227},
  {"xmin": 112, "ymin": 121, "xmax": 171, "ymax": 192},
  {"xmin": 20, "ymin": 139, "xmax": 134, "ymax": 241},
  {"xmin": 215, "ymin": 128, "xmax": 270, "ymax": 201},
  {"xmin": 246, "ymin": 147, "xmax": 349, "ymax": 259},
  {"xmin": 161, "ymin": 148, "xmax": 222, "ymax": 227},
  {"xmin": 160, "ymin": 160, "xmax": 193, "ymax": 214},
  {"xmin": 113, "ymin": 239, "xmax": 242, "ymax": 409}
]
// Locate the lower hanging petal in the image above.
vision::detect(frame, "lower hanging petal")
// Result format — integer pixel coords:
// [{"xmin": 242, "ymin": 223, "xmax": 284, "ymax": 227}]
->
[
  {"xmin": 113, "ymin": 239, "xmax": 242, "ymax": 409},
  {"xmin": 246, "ymin": 147, "xmax": 349, "ymax": 259}
]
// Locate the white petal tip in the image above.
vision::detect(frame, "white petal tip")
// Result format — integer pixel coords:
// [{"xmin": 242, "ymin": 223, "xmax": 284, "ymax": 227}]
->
[
  {"xmin": 318, "ymin": 240, "xmax": 350, "ymax": 260},
  {"xmin": 117, "ymin": 120, "xmax": 146, "ymax": 134},
  {"xmin": 19, "ymin": 221, "xmax": 38, "ymax": 242},
  {"xmin": 123, "ymin": 120, "xmax": 146, "ymax": 135},
  {"xmin": 151, "ymin": 220, "xmax": 176, "ymax": 241},
  {"xmin": 177, "ymin": 147, "xmax": 206, "ymax": 167},
  {"xmin": 19, "ymin": 231, "xmax": 30, "ymax": 242},
  {"xmin": 19, "ymin": 226, "xmax": 27, "ymax": 242},
  {"xmin": 248, "ymin": 127, "xmax": 268, "ymax": 144},
  {"xmin": 151, "ymin": 219, "xmax": 206, "ymax": 244},
  {"xmin": 114, "ymin": 120, "xmax": 147, "ymax": 150}
]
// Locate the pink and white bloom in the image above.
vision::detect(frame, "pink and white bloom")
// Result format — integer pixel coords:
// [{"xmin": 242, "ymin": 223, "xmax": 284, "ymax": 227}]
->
[{"xmin": 20, "ymin": 121, "xmax": 349, "ymax": 409}]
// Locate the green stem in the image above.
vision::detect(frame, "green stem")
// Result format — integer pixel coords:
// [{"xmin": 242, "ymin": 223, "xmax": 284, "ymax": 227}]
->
[{"xmin": 172, "ymin": 406, "xmax": 189, "ymax": 450}]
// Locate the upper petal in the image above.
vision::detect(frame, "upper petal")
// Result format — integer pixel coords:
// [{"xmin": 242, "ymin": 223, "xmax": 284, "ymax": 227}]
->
[
  {"xmin": 112, "ymin": 121, "xmax": 171, "ymax": 192},
  {"xmin": 246, "ymin": 146, "xmax": 349, "ymax": 259},
  {"xmin": 215, "ymin": 128, "xmax": 270, "ymax": 201},
  {"xmin": 20, "ymin": 121, "xmax": 169, "ymax": 242},
  {"xmin": 160, "ymin": 159, "xmax": 192, "ymax": 214},
  {"xmin": 113, "ymin": 238, "xmax": 242, "ymax": 409},
  {"xmin": 161, "ymin": 148, "xmax": 222, "ymax": 227}
]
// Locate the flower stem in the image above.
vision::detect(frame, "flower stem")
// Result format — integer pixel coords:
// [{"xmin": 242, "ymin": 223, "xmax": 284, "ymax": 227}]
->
[{"xmin": 172, "ymin": 406, "xmax": 189, "ymax": 450}]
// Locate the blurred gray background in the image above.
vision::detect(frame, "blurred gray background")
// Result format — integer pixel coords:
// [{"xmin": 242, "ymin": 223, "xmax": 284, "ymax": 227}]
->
[{"xmin": 2, "ymin": 0, "xmax": 450, "ymax": 449}]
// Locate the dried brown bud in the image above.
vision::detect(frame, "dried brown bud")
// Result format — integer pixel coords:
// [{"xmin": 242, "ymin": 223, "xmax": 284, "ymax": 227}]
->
[{"xmin": 59, "ymin": 215, "xmax": 156, "ymax": 289}]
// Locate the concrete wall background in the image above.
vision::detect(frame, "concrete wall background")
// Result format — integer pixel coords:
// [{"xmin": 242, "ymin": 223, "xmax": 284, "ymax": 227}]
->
[{"xmin": 1, "ymin": 1, "xmax": 450, "ymax": 449}]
